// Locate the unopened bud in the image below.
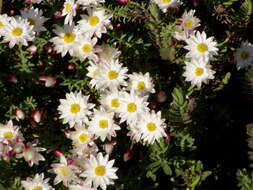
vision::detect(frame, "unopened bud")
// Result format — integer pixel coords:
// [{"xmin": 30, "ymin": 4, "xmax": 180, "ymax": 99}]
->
[
  {"xmin": 14, "ymin": 108, "xmax": 25, "ymax": 121},
  {"xmin": 104, "ymin": 140, "xmax": 117, "ymax": 155},
  {"xmin": 156, "ymin": 91, "xmax": 167, "ymax": 103},
  {"xmin": 27, "ymin": 45, "xmax": 37, "ymax": 56},
  {"xmin": 39, "ymin": 76, "xmax": 57, "ymax": 88},
  {"xmin": 53, "ymin": 149, "xmax": 62, "ymax": 157},
  {"xmin": 123, "ymin": 150, "xmax": 133, "ymax": 162},
  {"xmin": 31, "ymin": 109, "xmax": 44, "ymax": 123}
]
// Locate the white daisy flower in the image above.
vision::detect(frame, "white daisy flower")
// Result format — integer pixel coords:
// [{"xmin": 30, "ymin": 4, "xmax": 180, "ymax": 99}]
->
[
  {"xmin": 21, "ymin": 173, "xmax": 54, "ymax": 190},
  {"xmin": 50, "ymin": 24, "xmax": 80, "ymax": 57},
  {"xmin": 89, "ymin": 108, "xmax": 120, "ymax": 141},
  {"xmin": 179, "ymin": 10, "xmax": 200, "ymax": 31},
  {"xmin": 77, "ymin": 8, "xmax": 112, "ymax": 38},
  {"xmin": 74, "ymin": 34, "xmax": 99, "ymax": 61},
  {"xmin": 67, "ymin": 125, "xmax": 93, "ymax": 147},
  {"xmin": 128, "ymin": 72, "xmax": 155, "ymax": 96},
  {"xmin": 100, "ymin": 88, "xmax": 124, "ymax": 113},
  {"xmin": 20, "ymin": 8, "xmax": 49, "ymax": 33},
  {"xmin": 0, "ymin": 14, "xmax": 11, "ymax": 36},
  {"xmin": 118, "ymin": 91, "xmax": 149, "ymax": 125},
  {"xmin": 126, "ymin": 123, "xmax": 142, "ymax": 143},
  {"xmin": 98, "ymin": 59, "xmax": 128, "ymax": 89},
  {"xmin": 17, "ymin": 140, "xmax": 46, "ymax": 167},
  {"xmin": 80, "ymin": 152, "xmax": 118, "ymax": 190},
  {"xmin": 182, "ymin": 58, "xmax": 215, "ymax": 88},
  {"xmin": 151, "ymin": 0, "xmax": 181, "ymax": 13},
  {"xmin": 2, "ymin": 16, "xmax": 35, "ymax": 48},
  {"xmin": 97, "ymin": 43, "xmax": 121, "ymax": 63},
  {"xmin": 86, "ymin": 62, "xmax": 102, "ymax": 89},
  {"xmin": 234, "ymin": 41, "xmax": 253, "ymax": 70},
  {"xmin": 62, "ymin": 0, "xmax": 77, "ymax": 25},
  {"xmin": 49, "ymin": 154, "xmax": 79, "ymax": 186},
  {"xmin": 77, "ymin": 0, "xmax": 105, "ymax": 8},
  {"xmin": 57, "ymin": 91, "xmax": 95, "ymax": 128},
  {"xmin": 184, "ymin": 31, "xmax": 218, "ymax": 61},
  {"xmin": 0, "ymin": 120, "xmax": 23, "ymax": 143},
  {"xmin": 138, "ymin": 110, "xmax": 166, "ymax": 145}
]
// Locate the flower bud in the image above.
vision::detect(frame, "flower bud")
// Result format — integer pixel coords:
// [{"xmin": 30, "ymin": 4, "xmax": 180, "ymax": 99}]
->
[
  {"xmin": 67, "ymin": 63, "xmax": 76, "ymax": 72},
  {"xmin": 156, "ymin": 91, "xmax": 167, "ymax": 103},
  {"xmin": 5, "ymin": 74, "xmax": 18, "ymax": 84},
  {"xmin": 27, "ymin": 45, "xmax": 37, "ymax": 56},
  {"xmin": 31, "ymin": 109, "xmax": 44, "ymax": 123},
  {"xmin": 39, "ymin": 76, "xmax": 57, "ymax": 88},
  {"xmin": 123, "ymin": 150, "xmax": 133, "ymax": 162},
  {"xmin": 14, "ymin": 108, "xmax": 25, "ymax": 121},
  {"xmin": 104, "ymin": 140, "xmax": 117, "ymax": 155},
  {"xmin": 53, "ymin": 149, "xmax": 63, "ymax": 157}
]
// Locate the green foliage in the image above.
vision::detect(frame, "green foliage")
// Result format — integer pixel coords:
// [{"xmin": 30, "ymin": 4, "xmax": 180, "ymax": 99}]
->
[{"xmin": 237, "ymin": 169, "xmax": 253, "ymax": 190}]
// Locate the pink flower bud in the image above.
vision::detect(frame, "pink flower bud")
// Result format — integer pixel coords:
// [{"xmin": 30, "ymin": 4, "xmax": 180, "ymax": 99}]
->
[
  {"xmin": 43, "ymin": 44, "xmax": 56, "ymax": 55},
  {"xmin": 14, "ymin": 108, "xmax": 25, "ymax": 121},
  {"xmin": 193, "ymin": 0, "xmax": 200, "ymax": 7},
  {"xmin": 31, "ymin": 109, "xmax": 44, "ymax": 123},
  {"xmin": 123, "ymin": 150, "xmax": 133, "ymax": 162},
  {"xmin": 39, "ymin": 76, "xmax": 57, "ymax": 88},
  {"xmin": 156, "ymin": 91, "xmax": 167, "ymax": 103},
  {"xmin": 5, "ymin": 74, "xmax": 18, "ymax": 84},
  {"xmin": 24, "ymin": 0, "xmax": 33, "ymax": 4},
  {"xmin": 54, "ymin": 9, "xmax": 64, "ymax": 19},
  {"xmin": 165, "ymin": 132, "xmax": 172, "ymax": 141},
  {"xmin": 8, "ymin": 10, "xmax": 16, "ymax": 17},
  {"xmin": 53, "ymin": 149, "xmax": 63, "ymax": 157},
  {"xmin": 67, "ymin": 159, "xmax": 74, "ymax": 166},
  {"xmin": 67, "ymin": 63, "xmax": 76, "ymax": 72},
  {"xmin": 104, "ymin": 140, "xmax": 117, "ymax": 155},
  {"xmin": 117, "ymin": 0, "xmax": 128, "ymax": 5},
  {"xmin": 27, "ymin": 45, "xmax": 37, "ymax": 56}
]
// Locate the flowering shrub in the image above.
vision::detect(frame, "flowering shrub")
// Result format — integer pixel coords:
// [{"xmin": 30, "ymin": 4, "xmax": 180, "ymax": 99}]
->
[{"xmin": 0, "ymin": 0, "xmax": 253, "ymax": 189}]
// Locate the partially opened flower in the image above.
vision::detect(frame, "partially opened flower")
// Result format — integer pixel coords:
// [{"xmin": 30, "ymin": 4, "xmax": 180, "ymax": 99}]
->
[
  {"xmin": 81, "ymin": 152, "xmax": 118, "ymax": 190},
  {"xmin": 21, "ymin": 173, "xmax": 54, "ymax": 190}
]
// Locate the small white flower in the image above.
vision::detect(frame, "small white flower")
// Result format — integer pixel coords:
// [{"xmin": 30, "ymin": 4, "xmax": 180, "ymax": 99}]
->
[
  {"xmin": 98, "ymin": 59, "xmax": 128, "ymax": 89},
  {"xmin": 20, "ymin": 8, "xmax": 48, "ymax": 33},
  {"xmin": 234, "ymin": 41, "xmax": 253, "ymax": 70},
  {"xmin": 182, "ymin": 58, "xmax": 215, "ymax": 88},
  {"xmin": 62, "ymin": 0, "xmax": 77, "ymax": 25},
  {"xmin": 73, "ymin": 34, "xmax": 99, "ymax": 61},
  {"xmin": 0, "ymin": 14, "xmax": 11, "ymax": 36},
  {"xmin": 67, "ymin": 125, "xmax": 93, "ymax": 147},
  {"xmin": 86, "ymin": 62, "xmax": 102, "ymax": 89},
  {"xmin": 151, "ymin": 0, "xmax": 181, "ymax": 13},
  {"xmin": 57, "ymin": 91, "xmax": 95, "ymax": 128},
  {"xmin": 184, "ymin": 31, "xmax": 218, "ymax": 61},
  {"xmin": 78, "ymin": 8, "xmax": 112, "ymax": 38},
  {"xmin": 0, "ymin": 120, "xmax": 23, "ymax": 143},
  {"xmin": 50, "ymin": 24, "xmax": 80, "ymax": 57},
  {"xmin": 21, "ymin": 173, "xmax": 54, "ymax": 190},
  {"xmin": 2, "ymin": 16, "xmax": 35, "ymax": 48},
  {"xmin": 77, "ymin": 0, "xmax": 105, "ymax": 8},
  {"xmin": 89, "ymin": 108, "xmax": 120, "ymax": 141},
  {"xmin": 128, "ymin": 72, "xmax": 155, "ymax": 96},
  {"xmin": 179, "ymin": 10, "xmax": 200, "ymax": 31},
  {"xmin": 138, "ymin": 110, "xmax": 166, "ymax": 145},
  {"xmin": 49, "ymin": 155, "xmax": 79, "ymax": 186},
  {"xmin": 118, "ymin": 91, "xmax": 149, "ymax": 125},
  {"xmin": 81, "ymin": 152, "xmax": 118, "ymax": 190}
]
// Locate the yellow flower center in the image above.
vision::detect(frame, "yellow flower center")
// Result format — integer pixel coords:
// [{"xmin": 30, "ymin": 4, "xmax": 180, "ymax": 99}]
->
[
  {"xmin": 70, "ymin": 104, "xmax": 80, "ymax": 114},
  {"xmin": 63, "ymin": 33, "xmax": 75, "ymax": 43},
  {"xmin": 65, "ymin": 3, "xmax": 72, "ymax": 13},
  {"xmin": 28, "ymin": 18, "xmax": 36, "ymax": 25},
  {"xmin": 12, "ymin": 27, "xmax": 23, "ymax": 36},
  {"xmin": 111, "ymin": 98, "xmax": 120, "ymax": 108},
  {"xmin": 88, "ymin": 16, "xmax": 99, "ymax": 26},
  {"xmin": 82, "ymin": 43, "xmax": 91, "ymax": 53},
  {"xmin": 127, "ymin": 103, "xmax": 137, "ymax": 113},
  {"xmin": 59, "ymin": 167, "xmax": 70, "ymax": 177},
  {"xmin": 146, "ymin": 122, "xmax": 157, "ymax": 132},
  {"xmin": 197, "ymin": 43, "xmax": 208, "ymax": 53},
  {"xmin": 79, "ymin": 133, "xmax": 88, "ymax": 143},
  {"xmin": 99, "ymin": 120, "xmax": 108, "ymax": 129},
  {"xmin": 94, "ymin": 165, "xmax": 106, "ymax": 176},
  {"xmin": 32, "ymin": 186, "xmax": 42, "ymax": 190},
  {"xmin": 195, "ymin": 67, "xmax": 204, "ymax": 76},
  {"xmin": 136, "ymin": 81, "xmax": 145, "ymax": 91},
  {"xmin": 241, "ymin": 51, "xmax": 250, "ymax": 60},
  {"xmin": 3, "ymin": 131, "xmax": 13, "ymax": 140},
  {"xmin": 161, "ymin": 0, "xmax": 171, "ymax": 3},
  {"xmin": 107, "ymin": 70, "xmax": 118, "ymax": 80},
  {"xmin": 183, "ymin": 20, "xmax": 193, "ymax": 28},
  {"xmin": 0, "ymin": 21, "xmax": 4, "ymax": 27}
]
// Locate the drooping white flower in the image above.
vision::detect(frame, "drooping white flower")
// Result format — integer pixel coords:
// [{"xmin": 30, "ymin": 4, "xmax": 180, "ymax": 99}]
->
[
  {"xmin": 80, "ymin": 152, "xmax": 118, "ymax": 190},
  {"xmin": 118, "ymin": 91, "xmax": 149, "ymax": 125},
  {"xmin": 182, "ymin": 58, "xmax": 215, "ymax": 88},
  {"xmin": 137, "ymin": 110, "xmax": 166, "ymax": 145},
  {"xmin": 2, "ymin": 16, "xmax": 35, "ymax": 48},
  {"xmin": 62, "ymin": 0, "xmax": 77, "ymax": 25},
  {"xmin": 57, "ymin": 91, "xmax": 95, "ymax": 128},
  {"xmin": 184, "ymin": 31, "xmax": 218, "ymax": 61},
  {"xmin": 78, "ymin": 8, "xmax": 112, "ymax": 38},
  {"xmin": 89, "ymin": 108, "xmax": 120, "ymax": 141},
  {"xmin": 20, "ymin": 8, "xmax": 48, "ymax": 33},
  {"xmin": 128, "ymin": 72, "xmax": 155, "ymax": 96},
  {"xmin": 21, "ymin": 173, "xmax": 54, "ymax": 190},
  {"xmin": 151, "ymin": 0, "xmax": 181, "ymax": 13},
  {"xmin": 50, "ymin": 24, "xmax": 80, "ymax": 57},
  {"xmin": 234, "ymin": 41, "xmax": 253, "ymax": 70}
]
